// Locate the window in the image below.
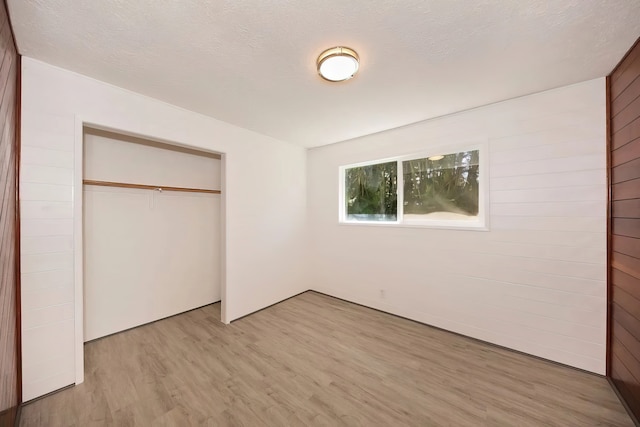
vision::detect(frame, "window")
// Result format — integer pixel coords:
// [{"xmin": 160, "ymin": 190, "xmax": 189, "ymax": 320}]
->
[
  {"xmin": 340, "ymin": 146, "xmax": 486, "ymax": 229},
  {"xmin": 344, "ymin": 161, "xmax": 397, "ymax": 222}
]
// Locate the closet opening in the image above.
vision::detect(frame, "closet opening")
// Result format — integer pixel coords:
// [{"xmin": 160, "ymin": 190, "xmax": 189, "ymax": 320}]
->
[{"xmin": 73, "ymin": 122, "xmax": 226, "ymax": 384}]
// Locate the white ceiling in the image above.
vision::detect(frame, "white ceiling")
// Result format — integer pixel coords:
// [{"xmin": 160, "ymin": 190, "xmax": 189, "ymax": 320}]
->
[{"xmin": 7, "ymin": 1, "xmax": 640, "ymax": 148}]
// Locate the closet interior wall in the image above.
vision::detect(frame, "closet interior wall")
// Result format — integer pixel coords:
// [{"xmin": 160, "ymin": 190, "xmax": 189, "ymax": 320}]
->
[{"xmin": 83, "ymin": 128, "xmax": 222, "ymax": 341}]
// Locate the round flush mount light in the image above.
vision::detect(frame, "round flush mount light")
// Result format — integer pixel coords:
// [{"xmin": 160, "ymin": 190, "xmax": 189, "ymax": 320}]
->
[
  {"xmin": 317, "ymin": 46, "xmax": 359, "ymax": 82},
  {"xmin": 428, "ymin": 155, "xmax": 445, "ymax": 161}
]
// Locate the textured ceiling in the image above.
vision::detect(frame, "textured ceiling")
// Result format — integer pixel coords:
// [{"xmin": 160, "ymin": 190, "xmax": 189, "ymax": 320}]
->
[{"xmin": 7, "ymin": 0, "xmax": 640, "ymax": 147}]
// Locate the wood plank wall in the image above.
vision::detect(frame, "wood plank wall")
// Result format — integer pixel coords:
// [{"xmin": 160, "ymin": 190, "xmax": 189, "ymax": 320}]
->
[
  {"xmin": 610, "ymin": 37, "xmax": 640, "ymax": 422},
  {"xmin": 0, "ymin": 0, "xmax": 19, "ymax": 425}
]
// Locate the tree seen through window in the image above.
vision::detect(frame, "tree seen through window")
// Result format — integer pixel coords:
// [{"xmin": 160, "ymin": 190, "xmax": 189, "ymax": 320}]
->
[
  {"xmin": 343, "ymin": 149, "xmax": 480, "ymax": 223},
  {"xmin": 345, "ymin": 161, "xmax": 397, "ymax": 221},
  {"xmin": 403, "ymin": 150, "xmax": 479, "ymax": 220}
]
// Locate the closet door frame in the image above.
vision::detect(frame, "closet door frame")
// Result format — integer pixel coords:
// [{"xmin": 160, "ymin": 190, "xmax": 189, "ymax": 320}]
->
[{"xmin": 73, "ymin": 116, "xmax": 228, "ymax": 385}]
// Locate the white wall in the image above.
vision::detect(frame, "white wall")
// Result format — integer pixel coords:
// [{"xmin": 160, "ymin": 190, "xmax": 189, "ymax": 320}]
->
[
  {"xmin": 308, "ymin": 79, "xmax": 607, "ymax": 374},
  {"xmin": 84, "ymin": 128, "xmax": 222, "ymax": 190},
  {"xmin": 83, "ymin": 129, "xmax": 221, "ymax": 341},
  {"xmin": 19, "ymin": 54, "xmax": 607, "ymax": 400},
  {"xmin": 20, "ymin": 57, "xmax": 308, "ymax": 401}
]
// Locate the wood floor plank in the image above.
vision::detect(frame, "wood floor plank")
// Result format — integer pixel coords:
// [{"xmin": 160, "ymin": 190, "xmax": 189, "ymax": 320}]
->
[{"xmin": 19, "ymin": 292, "xmax": 634, "ymax": 426}]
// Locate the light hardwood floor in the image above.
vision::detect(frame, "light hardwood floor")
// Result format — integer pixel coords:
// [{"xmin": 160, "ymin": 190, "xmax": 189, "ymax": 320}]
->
[{"xmin": 20, "ymin": 291, "xmax": 633, "ymax": 426}]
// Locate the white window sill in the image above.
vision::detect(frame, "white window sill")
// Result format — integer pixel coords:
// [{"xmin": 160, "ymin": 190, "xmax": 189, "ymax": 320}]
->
[{"xmin": 338, "ymin": 220, "xmax": 489, "ymax": 232}]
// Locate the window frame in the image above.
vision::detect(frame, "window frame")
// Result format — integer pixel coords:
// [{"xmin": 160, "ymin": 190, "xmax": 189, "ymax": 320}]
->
[{"xmin": 338, "ymin": 142, "xmax": 488, "ymax": 230}]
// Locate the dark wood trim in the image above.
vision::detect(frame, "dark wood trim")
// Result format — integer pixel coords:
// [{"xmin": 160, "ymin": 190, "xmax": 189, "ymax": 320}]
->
[
  {"xmin": 612, "ymin": 199, "xmax": 640, "ymax": 218},
  {"xmin": 0, "ymin": 1, "xmax": 19, "ymax": 424},
  {"xmin": 612, "ymin": 158, "xmax": 640, "ymax": 184},
  {"xmin": 612, "ymin": 178, "xmax": 640, "ymax": 200},
  {"xmin": 83, "ymin": 179, "xmax": 221, "ymax": 194},
  {"xmin": 607, "ymin": 74, "xmax": 613, "ymax": 377},
  {"xmin": 613, "ymin": 319, "xmax": 640, "ymax": 366},
  {"xmin": 609, "ymin": 36, "xmax": 640, "ymax": 423},
  {"xmin": 612, "ymin": 122, "xmax": 640, "ymax": 152},
  {"xmin": 612, "ymin": 72, "xmax": 640, "ymax": 115},
  {"xmin": 613, "ymin": 265, "xmax": 640, "ymax": 296},
  {"xmin": 611, "ymin": 37, "xmax": 640, "ymax": 81},
  {"xmin": 13, "ymin": 53, "xmax": 20, "ymax": 411},
  {"xmin": 612, "ymin": 218, "xmax": 640, "ymax": 240},
  {"xmin": 0, "ymin": 403, "xmax": 22, "ymax": 427},
  {"xmin": 608, "ymin": 377, "xmax": 640, "ymax": 426},
  {"xmin": 0, "ymin": 406, "xmax": 17, "ymax": 427},
  {"xmin": 2, "ymin": 0, "xmax": 17, "ymax": 54},
  {"xmin": 13, "ymin": 404, "xmax": 21, "ymax": 427}
]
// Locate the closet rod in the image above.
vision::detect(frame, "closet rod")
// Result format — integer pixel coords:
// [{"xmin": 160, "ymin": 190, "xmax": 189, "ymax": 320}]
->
[{"xmin": 83, "ymin": 179, "xmax": 221, "ymax": 194}]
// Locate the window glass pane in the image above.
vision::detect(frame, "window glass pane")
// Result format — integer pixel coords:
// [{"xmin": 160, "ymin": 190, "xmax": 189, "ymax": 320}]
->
[
  {"xmin": 345, "ymin": 161, "xmax": 397, "ymax": 221},
  {"xmin": 402, "ymin": 150, "xmax": 479, "ymax": 221}
]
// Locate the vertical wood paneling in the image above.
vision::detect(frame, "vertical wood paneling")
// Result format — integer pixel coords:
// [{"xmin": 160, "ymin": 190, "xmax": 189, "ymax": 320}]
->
[
  {"xmin": 0, "ymin": 0, "xmax": 19, "ymax": 425},
  {"xmin": 609, "ymin": 36, "xmax": 640, "ymax": 423}
]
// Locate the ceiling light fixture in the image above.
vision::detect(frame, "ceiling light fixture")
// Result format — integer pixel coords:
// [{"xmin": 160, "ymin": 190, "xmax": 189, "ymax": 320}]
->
[
  {"xmin": 428, "ymin": 155, "xmax": 445, "ymax": 161},
  {"xmin": 317, "ymin": 47, "xmax": 359, "ymax": 82}
]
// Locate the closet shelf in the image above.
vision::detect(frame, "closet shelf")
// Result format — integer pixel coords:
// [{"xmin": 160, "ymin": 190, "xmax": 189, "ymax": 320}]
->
[{"xmin": 83, "ymin": 179, "xmax": 221, "ymax": 194}]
